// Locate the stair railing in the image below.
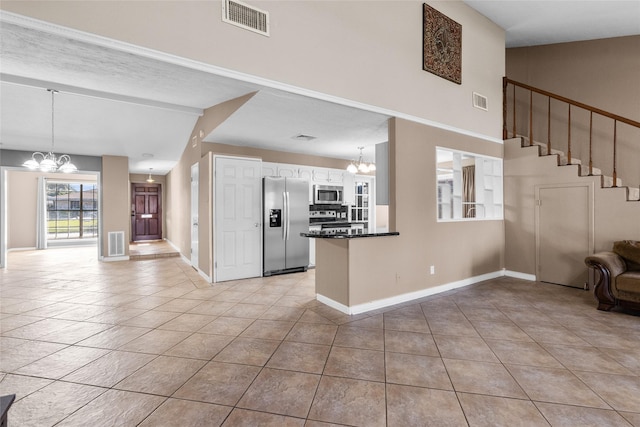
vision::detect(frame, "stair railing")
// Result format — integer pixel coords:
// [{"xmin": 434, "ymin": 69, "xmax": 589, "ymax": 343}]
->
[{"xmin": 503, "ymin": 77, "xmax": 640, "ymax": 187}]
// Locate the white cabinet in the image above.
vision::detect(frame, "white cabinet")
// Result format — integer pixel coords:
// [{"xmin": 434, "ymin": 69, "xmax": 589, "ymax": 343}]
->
[
  {"xmin": 308, "ymin": 225, "xmax": 321, "ymax": 267},
  {"xmin": 277, "ymin": 165, "xmax": 298, "ymax": 178},
  {"xmin": 312, "ymin": 168, "xmax": 330, "ymax": 183},
  {"xmin": 343, "ymin": 173, "xmax": 355, "ymax": 206},
  {"xmin": 298, "ymin": 166, "xmax": 312, "ymax": 181},
  {"xmin": 475, "ymin": 157, "xmax": 503, "ymax": 219},
  {"xmin": 262, "ymin": 161, "xmax": 353, "ymax": 205},
  {"xmin": 327, "ymin": 170, "xmax": 345, "ymax": 184},
  {"xmin": 312, "ymin": 168, "xmax": 345, "ymax": 184},
  {"xmin": 262, "ymin": 162, "xmax": 278, "ymax": 177}
]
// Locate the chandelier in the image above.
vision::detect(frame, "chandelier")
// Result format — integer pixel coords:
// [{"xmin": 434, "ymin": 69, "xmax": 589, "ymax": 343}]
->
[
  {"xmin": 347, "ymin": 146, "xmax": 376, "ymax": 174},
  {"xmin": 23, "ymin": 89, "xmax": 77, "ymax": 173}
]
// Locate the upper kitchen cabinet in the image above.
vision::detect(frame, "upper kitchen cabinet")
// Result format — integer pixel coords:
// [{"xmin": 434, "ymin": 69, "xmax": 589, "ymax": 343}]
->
[
  {"xmin": 342, "ymin": 173, "xmax": 355, "ymax": 206},
  {"xmin": 313, "ymin": 168, "xmax": 344, "ymax": 184},
  {"xmin": 262, "ymin": 162, "xmax": 278, "ymax": 177},
  {"xmin": 276, "ymin": 164, "xmax": 299, "ymax": 178},
  {"xmin": 262, "ymin": 162, "xmax": 305, "ymax": 179}
]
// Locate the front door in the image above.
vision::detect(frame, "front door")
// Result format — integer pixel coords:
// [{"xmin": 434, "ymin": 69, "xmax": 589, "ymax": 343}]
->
[
  {"xmin": 214, "ymin": 156, "xmax": 262, "ymax": 282},
  {"xmin": 536, "ymin": 184, "xmax": 593, "ymax": 288},
  {"xmin": 131, "ymin": 183, "xmax": 162, "ymax": 241}
]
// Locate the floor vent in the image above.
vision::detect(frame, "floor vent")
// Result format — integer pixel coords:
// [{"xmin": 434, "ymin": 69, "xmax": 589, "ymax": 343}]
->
[
  {"xmin": 108, "ymin": 231, "xmax": 125, "ymax": 257},
  {"xmin": 222, "ymin": 0, "xmax": 270, "ymax": 36},
  {"xmin": 473, "ymin": 92, "xmax": 488, "ymax": 111}
]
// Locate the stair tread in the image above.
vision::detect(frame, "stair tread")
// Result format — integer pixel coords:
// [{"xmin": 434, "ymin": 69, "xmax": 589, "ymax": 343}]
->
[{"xmin": 512, "ymin": 136, "xmax": 638, "ymax": 201}]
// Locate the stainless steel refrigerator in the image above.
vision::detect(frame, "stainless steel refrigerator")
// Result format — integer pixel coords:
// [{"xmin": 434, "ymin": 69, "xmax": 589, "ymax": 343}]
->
[{"xmin": 263, "ymin": 177, "xmax": 310, "ymax": 276}]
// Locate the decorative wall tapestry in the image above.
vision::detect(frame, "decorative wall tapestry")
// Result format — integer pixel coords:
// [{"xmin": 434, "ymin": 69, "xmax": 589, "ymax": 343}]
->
[{"xmin": 422, "ymin": 3, "xmax": 462, "ymax": 84}]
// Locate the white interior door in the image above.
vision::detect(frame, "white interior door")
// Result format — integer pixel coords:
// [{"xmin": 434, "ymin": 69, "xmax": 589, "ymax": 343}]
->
[
  {"xmin": 214, "ymin": 156, "xmax": 262, "ymax": 282},
  {"xmin": 191, "ymin": 163, "xmax": 199, "ymax": 271},
  {"xmin": 536, "ymin": 184, "xmax": 593, "ymax": 288}
]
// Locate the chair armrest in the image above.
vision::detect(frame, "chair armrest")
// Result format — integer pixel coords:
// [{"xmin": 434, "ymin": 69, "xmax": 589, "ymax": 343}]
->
[
  {"xmin": 585, "ymin": 251, "xmax": 627, "ymax": 278},
  {"xmin": 585, "ymin": 251, "xmax": 626, "ymax": 311}
]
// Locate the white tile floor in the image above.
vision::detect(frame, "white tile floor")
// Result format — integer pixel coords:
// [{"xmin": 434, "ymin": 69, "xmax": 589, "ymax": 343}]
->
[{"xmin": 1, "ymin": 246, "xmax": 640, "ymax": 426}]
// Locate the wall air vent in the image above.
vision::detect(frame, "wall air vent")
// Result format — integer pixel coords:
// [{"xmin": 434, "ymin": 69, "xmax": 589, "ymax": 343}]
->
[
  {"xmin": 108, "ymin": 231, "xmax": 125, "ymax": 257},
  {"xmin": 473, "ymin": 92, "xmax": 488, "ymax": 111},
  {"xmin": 222, "ymin": 0, "xmax": 270, "ymax": 36}
]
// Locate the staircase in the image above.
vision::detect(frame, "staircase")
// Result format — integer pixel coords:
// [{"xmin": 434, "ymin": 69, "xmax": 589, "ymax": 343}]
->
[
  {"xmin": 517, "ymin": 136, "xmax": 640, "ymax": 201},
  {"xmin": 503, "ymin": 78, "xmax": 640, "ymax": 203}
]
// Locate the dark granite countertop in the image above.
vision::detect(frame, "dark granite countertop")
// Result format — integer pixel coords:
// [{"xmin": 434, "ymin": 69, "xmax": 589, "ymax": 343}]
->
[{"xmin": 301, "ymin": 230, "xmax": 400, "ymax": 239}]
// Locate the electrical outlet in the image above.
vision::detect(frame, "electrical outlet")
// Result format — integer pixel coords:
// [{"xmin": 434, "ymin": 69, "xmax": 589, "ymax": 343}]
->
[{"xmin": 430, "ymin": 265, "xmax": 435, "ymax": 275}]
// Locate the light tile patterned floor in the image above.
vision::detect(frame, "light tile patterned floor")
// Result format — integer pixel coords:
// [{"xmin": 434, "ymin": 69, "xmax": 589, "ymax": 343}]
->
[{"xmin": 1, "ymin": 246, "xmax": 640, "ymax": 426}]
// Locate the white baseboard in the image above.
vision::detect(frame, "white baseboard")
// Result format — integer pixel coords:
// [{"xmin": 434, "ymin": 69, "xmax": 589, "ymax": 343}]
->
[
  {"xmin": 316, "ymin": 294, "xmax": 351, "ymax": 314},
  {"xmin": 503, "ymin": 270, "xmax": 536, "ymax": 281},
  {"xmin": 101, "ymin": 255, "xmax": 130, "ymax": 262},
  {"xmin": 166, "ymin": 239, "xmax": 212, "ymax": 283},
  {"xmin": 198, "ymin": 269, "xmax": 211, "ymax": 283},
  {"xmin": 317, "ymin": 270, "xmax": 506, "ymax": 315},
  {"xmin": 7, "ymin": 247, "xmax": 37, "ymax": 252}
]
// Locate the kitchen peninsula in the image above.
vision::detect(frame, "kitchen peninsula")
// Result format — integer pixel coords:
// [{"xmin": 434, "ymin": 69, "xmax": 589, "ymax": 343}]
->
[{"xmin": 301, "ymin": 230, "xmax": 400, "ymax": 314}]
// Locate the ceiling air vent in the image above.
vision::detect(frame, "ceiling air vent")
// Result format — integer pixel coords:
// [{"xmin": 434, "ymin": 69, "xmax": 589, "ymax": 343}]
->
[
  {"xmin": 473, "ymin": 92, "xmax": 488, "ymax": 111},
  {"xmin": 222, "ymin": 0, "xmax": 270, "ymax": 36}
]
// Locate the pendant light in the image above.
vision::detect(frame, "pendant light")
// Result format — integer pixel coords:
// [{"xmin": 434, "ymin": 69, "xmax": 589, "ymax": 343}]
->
[
  {"xmin": 23, "ymin": 89, "xmax": 77, "ymax": 173},
  {"xmin": 146, "ymin": 168, "xmax": 155, "ymax": 183}
]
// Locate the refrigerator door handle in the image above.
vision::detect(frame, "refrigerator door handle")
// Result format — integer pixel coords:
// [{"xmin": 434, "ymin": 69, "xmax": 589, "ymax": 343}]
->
[
  {"xmin": 285, "ymin": 191, "xmax": 291, "ymax": 240},
  {"xmin": 282, "ymin": 191, "xmax": 287, "ymax": 240}
]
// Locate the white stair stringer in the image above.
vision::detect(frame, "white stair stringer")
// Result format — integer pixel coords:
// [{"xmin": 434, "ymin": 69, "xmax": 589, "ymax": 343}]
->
[{"xmin": 516, "ymin": 135, "xmax": 635, "ymax": 201}]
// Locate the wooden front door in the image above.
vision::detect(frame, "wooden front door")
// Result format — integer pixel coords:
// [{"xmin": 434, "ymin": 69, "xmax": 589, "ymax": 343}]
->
[{"xmin": 132, "ymin": 183, "xmax": 162, "ymax": 241}]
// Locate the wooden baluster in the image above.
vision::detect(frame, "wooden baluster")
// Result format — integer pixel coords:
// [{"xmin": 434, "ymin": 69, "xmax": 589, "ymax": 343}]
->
[
  {"xmin": 567, "ymin": 104, "xmax": 572, "ymax": 165},
  {"xmin": 502, "ymin": 77, "xmax": 508, "ymax": 139},
  {"xmin": 529, "ymin": 91, "xmax": 533, "ymax": 146},
  {"xmin": 612, "ymin": 120, "xmax": 618, "ymax": 187},
  {"xmin": 513, "ymin": 84, "xmax": 517, "ymax": 138},
  {"xmin": 588, "ymin": 111, "xmax": 593, "ymax": 175},
  {"xmin": 547, "ymin": 97, "xmax": 551, "ymax": 155}
]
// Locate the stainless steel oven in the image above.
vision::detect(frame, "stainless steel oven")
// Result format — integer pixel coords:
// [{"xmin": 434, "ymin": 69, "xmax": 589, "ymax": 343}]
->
[{"xmin": 313, "ymin": 185, "xmax": 344, "ymax": 205}]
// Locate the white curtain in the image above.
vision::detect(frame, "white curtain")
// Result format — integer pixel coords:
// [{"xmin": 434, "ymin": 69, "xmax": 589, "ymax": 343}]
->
[{"xmin": 36, "ymin": 176, "xmax": 47, "ymax": 250}]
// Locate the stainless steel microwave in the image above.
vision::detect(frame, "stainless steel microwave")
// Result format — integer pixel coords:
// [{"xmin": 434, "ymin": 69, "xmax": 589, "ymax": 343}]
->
[{"xmin": 313, "ymin": 185, "xmax": 344, "ymax": 205}]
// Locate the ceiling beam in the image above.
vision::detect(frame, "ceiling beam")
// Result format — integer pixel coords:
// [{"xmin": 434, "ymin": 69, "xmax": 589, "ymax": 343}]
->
[{"xmin": 1, "ymin": 73, "xmax": 204, "ymax": 116}]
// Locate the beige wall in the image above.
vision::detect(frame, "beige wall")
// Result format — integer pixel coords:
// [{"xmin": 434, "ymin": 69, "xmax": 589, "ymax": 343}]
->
[
  {"xmin": 506, "ymin": 36, "xmax": 640, "ymax": 189},
  {"xmin": 2, "ymin": 1, "xmax": 505, "ymax": 140},
  {"xmin": 166, "ymin": 94, "xmax": 255, "ymax": 261},
  {"xmin": 385, "ymin": 118, "xmax": 504, "ymax": 290},
  {"xmin": 317, "ymin": 118, "xmax": 506, "ymax": 307},
  {"xmin": 504, "ymin": 138, "xmax": 640, "ymax": 276},
  {"xmin": 7, "ymin": 170, "xmax": 97, "ymax": 249},
  {"xmin": 101, "ymin": 155, "xmax": 130, "ymax": 257}
]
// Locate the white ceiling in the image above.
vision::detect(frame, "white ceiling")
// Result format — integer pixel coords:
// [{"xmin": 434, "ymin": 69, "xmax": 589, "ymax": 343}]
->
[
  {"xmin": 464, "ymin": 0, "xmax": 640, "ymax": 48},
  {"xmin": 1, "ymin": 3, "xmax": 639, "ymax": 174}
]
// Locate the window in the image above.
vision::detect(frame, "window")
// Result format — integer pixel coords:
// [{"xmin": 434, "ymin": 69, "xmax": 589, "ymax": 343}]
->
[
  {"xmin": 436, "ymin": 148, "xmax": 503, "ymax": 221},
  {"xmin": 47, "ymin": 182, "xmax": 98, "ymax": 239}
]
